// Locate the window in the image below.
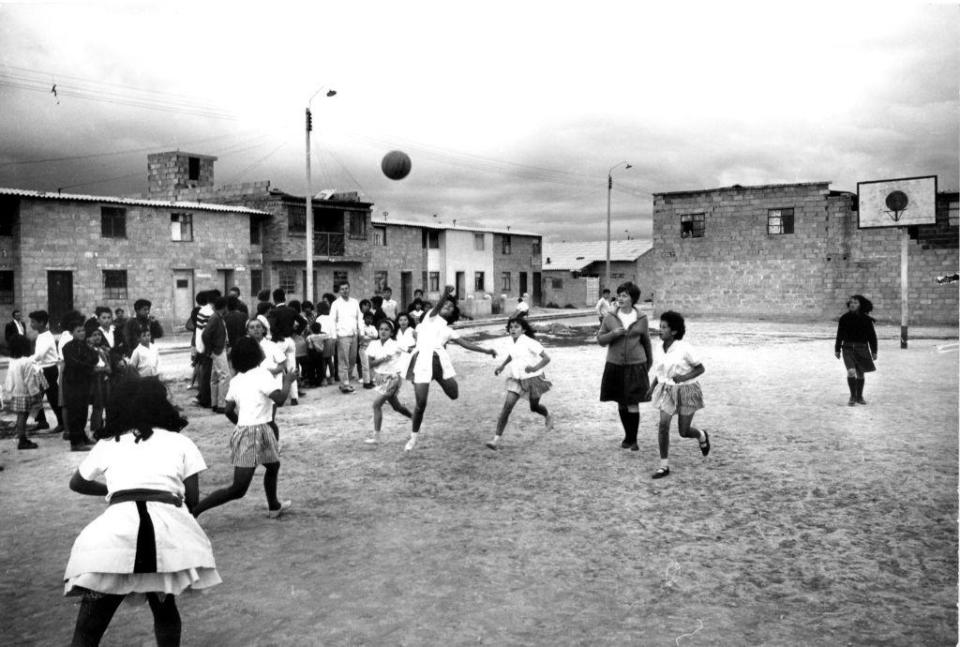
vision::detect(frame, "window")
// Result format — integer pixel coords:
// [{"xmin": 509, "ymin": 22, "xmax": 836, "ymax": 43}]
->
[
  {"xmin": 501, "ymin": 272, "xmax": 512, "ymax": 292},
  {"xmin": 279, "ymin": 267, "xmax": 297, "ymax": 294},
  {"xmin": 102, "ymin": 270, "xmax": 128, "ymax": 300},
  {"xmin": 348, "ymin": 212, "xmax": 366, "ymax": 239},
  {"xmin": 374, "ymin": 271, "xmax": 388, "ymax": 293},
  {"xmin": 333, "ymin": 271, "xmax": 348, "ymax": 292},
  {"xmin": 101, "ymin": 206, "xmax": 127, "ymax": 238},
  {"xmin": 429, "ymin": 272, "xmax": 440, "ymax": 291},
  {"xmin": 947, "ymin": 201, "xmax": 959, "ymax": 227},
  {"xmin": 421, "ymin": 271, "xmax": 428, "ymax": 292},
  {"xmin": 532, "ymin": 238, "xmax": 541, "ymax": 256},
  {"xmin": 501, "ymin": 235, "xmax": 512, "ymax": 254},
  {"xmin": 474, "ymin": 233, "xmax": 485, "ymax": 250},
  {"xmin": 170, "ymin": 213, "xmax": 193, "ymax": 241},
  {"xmin": 474, "ymin": 271, "xmax": 485, "ymax": 291},
  {"xmin": 0, "ymin": 196, "xmax": 17, "ymax": 236},
  {"xmin": 0, "ymin": 271, "xmax": 12, "ymax": 304},
  {"xmin": 767, "ymin": 208, "xmax": 794, "ymax": 235},
  {"xmin": 288, "ymin": 204, "xmax": 305, "ymax": 233},
  {"xmin": 250, "ymin": 269, "xmax": 263, "ymax": 297},
  {"xmin": 551, "ymin": 278, "xmax": 563, "ymax": 289},
  {"xmin": 423, "ymin": 230, "xmax": 440, "ymax": 249},
  {"xmin": 373, "ymin": 225, "xmax": 387, "ymax": 246},
  {"xmin": 680, "ymin": 213, "xmax": 705, "ymax": 238},
  {"xmin": 188, "ymin": 157, "xmax": 200, "ymax": 181},
  {"xmin": 250, "ymin": 217, "xmax": 261, "ymax": 245}
]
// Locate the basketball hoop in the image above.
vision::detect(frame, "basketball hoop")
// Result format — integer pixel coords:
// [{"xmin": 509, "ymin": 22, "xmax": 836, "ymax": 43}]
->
[{"xmin": 884, "ymin": 190, "xmax": 909, "ymax": 223}]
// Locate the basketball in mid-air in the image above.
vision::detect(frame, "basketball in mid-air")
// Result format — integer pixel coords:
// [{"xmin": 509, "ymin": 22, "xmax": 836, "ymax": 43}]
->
[{"xmin": 381, "ymin": 150, "xmax": 412, "ymax": 181}]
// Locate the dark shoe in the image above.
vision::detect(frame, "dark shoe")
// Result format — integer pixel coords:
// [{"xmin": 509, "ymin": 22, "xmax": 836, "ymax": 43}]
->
[
  {"xmin": 51, "ymin": 424, "xmax": 64, "ymax": 435},
  {"xmin": 629, "ymin": 443, "xmax": 639, "ymax": 451},
  {"xmin": 699, "ymin": 430, "xmax": 711, "ymax": 457},
  {"xmin": 70, "ymin": 444, "xmax": 92, "ymax": 452},
  {"xmin": 62, "ymin": 431, "xmax": 70, "ymax": 441},
  {"xmin": 340, "ymin": 386, "xmax": 355, "ymax": 394},
  {"xmin": 847, "ymin": 398, "xmax": 856, "ymax": 407},
  {"xmin": 83, "ymin": 436, "xmax": 97, "ymax": 446},
  {"xmin": 363, "ymin": 382, "xmax": 375, "ymax": 390},
  {"xmin": 620, "ymin": 440, "xmax": 631, "ymax": 449},
  {"xmin": 290, "ymin": 399, "xmax": 298, "ymax": 406},
  {"xmin": 856, "ymin": 397, "xmax": 867, "ymax": 405},
  {"xmin": 652, "ymin": 466, "xmax": 670, "ymax": 479},
  {"xmin": 34, "ymin": 421, "xmax": 50, "ymax": 431},
  {"xmin": 212, "ymin": 407, "xmax": 226, "ymax": 414},
  {"xmin": 18, "ymin": 438, "xmax": 39, "ymax": 450}
]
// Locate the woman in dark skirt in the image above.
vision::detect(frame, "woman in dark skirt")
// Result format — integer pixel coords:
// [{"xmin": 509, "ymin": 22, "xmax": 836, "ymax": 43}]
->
[
  {"xmin": 597, "ymin": 281, "xmax": 653, "ymax": 450},
  {"xmin": 834, "ymin": 294, "xmax": 878, "ymax": 406}
]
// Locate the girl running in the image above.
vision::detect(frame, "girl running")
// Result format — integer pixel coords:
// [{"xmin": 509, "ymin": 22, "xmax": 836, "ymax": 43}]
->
[
  {"xmin": 365, "ymin": 319, "xmax": 413, "ymax": 444},
  {"xmin": 597, "ymin": 281, "xmax": 652, "ymax": 452},
  {"xmin": 646, "ymin": 311, "xmax": 710, "ymax": 479},
  {"xmin": 487, "ymin": 316, "xmax": 553, "ymax": 450},
  {"xmin": 64, "ymin": 376, "xmax": 220, "ymax": 647},
  {"xmin": 245, "ymin": 318, "xmax": 286, "ymax": 441},
  {"xmin": 403, "ymin": 286, "xmax": 497, "ymax": 452},
  {"xmin": 192, "ymin": 337, "xmax": 296, "ymax": 519},
  {"xmin": 834, "ymin": 294, "xmax": 878, "ymax": 406}
]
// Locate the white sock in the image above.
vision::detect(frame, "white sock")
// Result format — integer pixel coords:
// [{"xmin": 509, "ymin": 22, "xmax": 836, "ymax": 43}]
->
[
  {"xmin": 660, "ymin": 458, "xmax": 669, "ymax": 469},
  {"xmin": 490, "ymin": 435, "xmax": 500, "ymax": 445}
]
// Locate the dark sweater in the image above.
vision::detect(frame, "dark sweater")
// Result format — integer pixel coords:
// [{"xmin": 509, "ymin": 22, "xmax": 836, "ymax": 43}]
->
[{"xmin": 835, "ymin": 312, "xmax": 878, "ymax": 354}]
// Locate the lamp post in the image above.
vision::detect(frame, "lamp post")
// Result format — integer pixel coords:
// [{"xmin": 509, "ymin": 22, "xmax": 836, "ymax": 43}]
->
[
  {"xmin": 305, "ymin": 87, "xmax": 337, "ymax": 304},
  {"xmin": 606, "ymin": 161, "xmax": 632, "ymax": 291}
]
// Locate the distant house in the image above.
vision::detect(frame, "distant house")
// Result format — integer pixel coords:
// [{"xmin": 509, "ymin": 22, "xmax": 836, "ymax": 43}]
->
[
  {"xmin": 0, "ymin": 186, "xmax": 269, "ymax": 332},
  {"xmin": 541, "ymin": 240, "xmax": 652, "ymax": 307}
]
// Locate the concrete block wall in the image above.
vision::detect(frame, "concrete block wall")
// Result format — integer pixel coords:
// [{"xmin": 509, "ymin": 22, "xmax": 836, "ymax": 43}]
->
[
  {"xmin": 493, "ymin": 233, "xmax": 542, "ymax": 303},
  {"xmin": 146, "ymin": 152, "xmax": 216, "ymax": 195},
  {"xmin": 371, "ymin": 224, "xmax": 427, "ymax": 308}
]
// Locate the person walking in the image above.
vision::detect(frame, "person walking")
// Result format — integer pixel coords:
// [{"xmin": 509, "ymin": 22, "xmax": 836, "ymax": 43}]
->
[{"xmin": 834, "ymin": 294, "xmax": 878, "ymax": 406}]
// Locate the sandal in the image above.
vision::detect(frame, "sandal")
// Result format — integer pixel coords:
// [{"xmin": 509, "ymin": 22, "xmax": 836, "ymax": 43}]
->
[
  {"xmin": 699, "ymin": 430, "xmax": 711, "ymax": 457},
  {"xmin": 652, "ymin": 466, "xmax": 670, "ymax": 479}
]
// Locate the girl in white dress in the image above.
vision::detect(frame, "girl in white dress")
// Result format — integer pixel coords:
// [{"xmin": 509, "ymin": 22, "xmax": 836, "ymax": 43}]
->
[
  {"xmin": 365, "ymin": 319, "xmax": 412, "ymax": 444},
  {"xmin": 64, "ymin": 376, "xmax": 221, "ymax": 646},
  {"xmin": 402, "ymin": 286, "xmax": 497, "ymax": 452},
  {"xmin": 487, "ymin": 316, "xmax": 553, "ymax": 450},
  {"xmin": 395, "ymin": 312, "xmax": 417, "ymax": 352}
]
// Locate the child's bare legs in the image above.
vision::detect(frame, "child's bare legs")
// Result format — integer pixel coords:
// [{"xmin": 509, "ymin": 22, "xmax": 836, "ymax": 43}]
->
[
  {"xmin": 678, "ymin": 412, "xmax": 710, "ymax": 456},
  {"xmin": 410, "ymin": 383, "xmax": 430, "ymax": 434},
  {"xmin": 369, "ymin": 392, "xmax": 412, "ymax": 443},
  {"xmin": 388, "ymin": 394, "xmax": 412, "ymax": 418},
  {"xmin": 488, "ymin": 392, "xmax": 520, "ymax": 449},
  {"xmin": 262, "ymin": 462, "xmax": 282, "ymax": 511},
  {"xmin": 192, "ymin": 467, "xmax": 256, "ymax": 517},
  {"xmin": 656, "ymin": 410, "xmax": 672, "ymax": 461}
]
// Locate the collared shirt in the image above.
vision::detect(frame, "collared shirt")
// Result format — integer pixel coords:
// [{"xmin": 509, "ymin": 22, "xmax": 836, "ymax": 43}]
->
[
  {"xmin": 330, "ymin": 297, "xmax": 362, "ymax": 338},
  {"xmin": 100, "ymin": 325, "xmax": 115, "ymax": 349},
  {"xmin": 381, "ymin": 299, "xmax": 398, "ymax": 320},
  {"xmin": 31, "ymin": 330, "xmax": 59, "ymax": 367},
  {"xmin": 652, "ymin": 339, "xmax": 702, "ymax": 386}
]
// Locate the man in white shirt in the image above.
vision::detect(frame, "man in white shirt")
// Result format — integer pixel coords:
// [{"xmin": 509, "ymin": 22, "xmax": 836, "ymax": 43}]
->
[
  {"xmin": 595, "ymin": 289, "xmax": 614, "ymax": 322},
  {"xmin": 28, "ymin": 310, "xmax": 64, "ymax": 433},
  {"xmin": 381, "ymin": 286, "xmax": 398, "ymax": 321},
  {"xmin": 514, "ymin": 294, "xmax": 530, "ymax": 318},
  {"xmin": 330, "ymin": 281, "xmax": 363, "ymax": 393}
]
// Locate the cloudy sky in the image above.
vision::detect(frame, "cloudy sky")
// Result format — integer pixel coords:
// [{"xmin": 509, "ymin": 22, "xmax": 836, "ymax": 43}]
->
[{"xmin": 0, "ymin": 2, "xmax": 956, "ymax": 243}]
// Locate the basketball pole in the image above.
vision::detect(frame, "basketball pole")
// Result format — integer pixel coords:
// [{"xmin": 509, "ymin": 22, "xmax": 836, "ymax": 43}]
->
[{"xmin": 900, "ymin": 228, "xmax": 909, "ymax": 349}]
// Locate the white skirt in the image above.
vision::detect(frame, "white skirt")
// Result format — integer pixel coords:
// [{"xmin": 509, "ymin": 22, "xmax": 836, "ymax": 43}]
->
[{"xmin": 64, "ymin": 500, "xmax": 221, "ymax": 598}]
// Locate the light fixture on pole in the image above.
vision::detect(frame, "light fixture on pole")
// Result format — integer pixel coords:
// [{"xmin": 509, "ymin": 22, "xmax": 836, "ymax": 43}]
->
[
  {"xmin": 606, "ymin": 161, "xmax": 632, "ymax": 291},
  {"xmin": 305, "ymin": 87, "xmax": 337, "ymax": 304}
]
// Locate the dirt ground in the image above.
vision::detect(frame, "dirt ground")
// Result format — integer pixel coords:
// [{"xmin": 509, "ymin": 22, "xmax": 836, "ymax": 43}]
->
[{"xmin": 1, "ymin": 318, "xmax": 957, "ymax": 646}]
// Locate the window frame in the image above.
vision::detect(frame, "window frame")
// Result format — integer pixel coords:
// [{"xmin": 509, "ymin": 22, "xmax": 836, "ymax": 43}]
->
[
  {"xmin": 501, "ymin": 271, "xmax": 511, "ymax": 292},
  {"xmin": 101, "ymin": 206, "xmax": 127, "ymax": 239},
  {"xmin": 429, "ymin": 271, "xmax": 440, "ymax": 292},
  {"xmin": 474, "ymin": 233, "xmax": 485, "ymax": 251},
  {"xmin": 347, "ymin": 211, "xmax": 367, "ymax": 240},
  {"xmin": 767, "ymin": 208, "xmax": 795, "ymax": 235},
  {"xmin": 423, "ymin": 229, "xmax": 440, "ymax": 249},
  {"xmin": 170, "ymin": 212, "xmax": 194, "ymax": 242},
  {"xmin": 250, "ymin": 269, "xmax": 263, "ymax": 297},
  {"xmin": 474, "ymin": 271, "xmax": 485, "ymax": 292},
  {"xmin": 278, "ymin": 267, "xmax": 298, "ymax": 294},
  {"xmin": 501, "ymin": 234, "xmax": 512, "ymax": 255},
  {"xmin": 0, "ymin": 196, "xmax": 18, "ymax": 236},
  {"xmin": 102, "ymin": 269, "xmax": 128, "ymax": 301},
  {"xmin": 0, "ymin": 270, "xmax": 13, "ymax": 304},
  {"xmin": 373, "ymin": 225, "xmax": 387, "ymax": 246},
  {"xmin": 680, "ymin": 212, "xmax": 705, "ymax": 239}
]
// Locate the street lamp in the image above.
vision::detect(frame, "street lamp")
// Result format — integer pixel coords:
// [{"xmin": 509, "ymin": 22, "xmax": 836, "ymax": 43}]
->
[
  {"xmin": 606, "ymin": 161, "xmax": 632, "ymax": 291},
  {"xmin": 305, "ymin": 87, "xmax": 337, "ymax": 304}
]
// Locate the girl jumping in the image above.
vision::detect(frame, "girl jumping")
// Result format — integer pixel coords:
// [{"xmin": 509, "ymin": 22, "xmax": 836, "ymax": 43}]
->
[
  {"xmin": 403, "ymin": 286, "xmax": 497, "ymax": 452},
  {"xmin": 192, "ymin": 337, "xmax": 296, "ymax": 519},
  {"xmin": 487, "ymin": 316, "xmax": 553, "ymax": 450},
  {"xmin": 64, "ymin": 376, "xmax": 220, "ymax": 647},
  {"xmin": 646, "ymin": 311, "xmax": 710, "ymax": 479},
  {"xmin": 365, "ymin": 319, "xmax": 413, "ymax": 444}
]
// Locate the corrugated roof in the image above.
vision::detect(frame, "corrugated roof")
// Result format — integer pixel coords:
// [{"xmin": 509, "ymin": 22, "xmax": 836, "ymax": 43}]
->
[
  {"xmin": 542, "ymin": 239, "xmax": 652, "ymax": 271},
  {"xmin": 370, "ymin": 215, "xmax": 539, "ymax": 237},
  {"xmin": 0, "ymin": 187, "xmax": 271, "ymax": 215}
]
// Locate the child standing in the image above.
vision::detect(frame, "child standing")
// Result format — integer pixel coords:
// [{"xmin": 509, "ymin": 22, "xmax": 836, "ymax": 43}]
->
[
  {"xmin": 487, "ymin": 316, "xmax": 553, "ymax": 450},
  {"xmin": 86, "ymin": 322, "xmax": 114, "ymax": 437},
  {"xmin": 645, "ymin": 311, "xmax": 710, "ymax": 479},
  {"xmin": 403, "ymin": 286, "xmax": 498, "ymax": 452},
  {"xmin": 128, "ymin": 327, "xmax": 159, "ymax": 377},
  {"xmin": 4, "ymin": 334, "xmax": 48, "ymax": 449},
  {"xmin": 358, "ymin": 312, "xmax": 378, "ymax": 389},
  {"xmin": 395, "ymin": 312, "xmax": 417, "ymax": 352},
  {"xmin": 192, "ymin": 337, "xmax": 296, "ymax": 519},
  {"xmin": 305, "ymin": 321, "xmax": 328, "ymax": 387},
  {"xmin": 62, "ymin": 316, "xmax": 101, "ymax": 452},
  {"xmin": 834, "ymin": 294, "xmax": 878, "ymax": 406},
  {"xmin": 365, "ymin": 319, "xmax": 413, "ymax": 444},
  {"xmin": 64, "ymin": 376, "xmax": 221, "ymax": 647}
]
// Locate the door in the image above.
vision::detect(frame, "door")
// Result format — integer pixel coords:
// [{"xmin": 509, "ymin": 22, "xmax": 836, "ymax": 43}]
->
[
  {"xmin": 47, "ymin": 271, "xmax": 73, "ymax": 333},
  {"xmin": 533, "ymin": 271, "xmax": 542, "ymax": 306},
  {"xmin": 216, "ymin": 269, "xmax": 235, "ymax": 295},
  {"xmin": 173, "ymin": 270, "xmax": 194, "ymax": 330},
  {"xmin": 519, "ymin": 272, "xmax": 528, "ymax": 297},
  {"xmin": 400, "ymin": 272, "xmax": 413, "ymax": 311},
  {"xmin": 455, "ymin": 272, "xmax": 465, "ymax": 300}
]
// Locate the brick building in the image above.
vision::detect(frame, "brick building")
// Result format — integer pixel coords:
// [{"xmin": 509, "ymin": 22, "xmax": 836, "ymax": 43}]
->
[
  {"xmin": 0, "ymin": 186, "xmax": 269, "ymax": 332},
  {"xmin": 648, "ymin": 181, "xmax": 959, "ymax": 324},
  {"xmin": 541, "ymin": 240, "xmax": 653, "ymax": 307}
]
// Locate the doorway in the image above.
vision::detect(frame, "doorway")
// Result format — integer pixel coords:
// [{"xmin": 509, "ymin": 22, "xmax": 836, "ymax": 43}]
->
[
  {"xmin": 400, "ymin": 271, "xmax": 413, "ymax": 311},
  {"xmin": 173, "ymin": 270, "xmax": 194, "ymax": 330},
  {"xmin": 519, "ymin": 272, "xmax": 528, "ymax": 297},
  {"xmin": 532, "ymin": 271, "xmax": 542, "ymax": 306},
  {"xmin": 455, "ymin": 272, "xmax": 465, "ymax": 299},
  {"xmin": 47, "ymin": 271, "xmax": 73, "ymax": 333}
]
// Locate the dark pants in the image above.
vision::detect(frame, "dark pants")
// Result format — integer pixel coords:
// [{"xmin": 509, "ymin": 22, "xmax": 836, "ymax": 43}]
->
[
  {"xmin": 64, "ymin": 385, "xmax": 89, "ymax": 445},
  {"xmin": 196, "ymin": 355, "xmax": 212, "ymax": 407},
  {"xmin": 35, "ymin": 365, "xmax": 64, "ymax": 427},
  {"xmin": 72, "ymin": 591, "xmax": 181, "ymax": 647}
]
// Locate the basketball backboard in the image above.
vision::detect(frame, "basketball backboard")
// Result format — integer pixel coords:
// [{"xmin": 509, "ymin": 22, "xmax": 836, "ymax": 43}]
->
[{"xmin": 857, "ymin": 175, "xmax": 937, "ymax": 229}]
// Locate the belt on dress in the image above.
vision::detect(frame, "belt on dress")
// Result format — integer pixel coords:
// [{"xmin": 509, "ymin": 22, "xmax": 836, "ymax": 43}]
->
[{"xmin": 109, "ymin": 488, "xmax": 183, "ymax": 507}]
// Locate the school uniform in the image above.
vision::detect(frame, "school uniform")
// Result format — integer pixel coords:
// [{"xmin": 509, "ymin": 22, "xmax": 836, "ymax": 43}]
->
[
  {"xmin": 224, "ymin": 367, "xmax": 282, "ymax": 467},
  {"xmin": 406, "ymin": 313, "xmax": 459, "ymax": 383},
  {"xmin": 650, "ymin": 339, "xmax": 705, "ymax": 416},
  {"xmin": 503, "ymin": 334, "xmax": 552, "ymax": 399}
]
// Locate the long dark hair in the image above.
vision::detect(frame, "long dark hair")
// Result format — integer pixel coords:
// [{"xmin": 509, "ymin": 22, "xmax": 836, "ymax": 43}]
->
[
  {"xmin": 99, "ymin": 376, "xmax": 187, "ymax": 442},
  {"xmin": 849, "ymin": 294, "xmax": 875, "ymax": 320},
  {"xmin": 506, "ymin": 315, "xmax": 536, "ymax": 339}
]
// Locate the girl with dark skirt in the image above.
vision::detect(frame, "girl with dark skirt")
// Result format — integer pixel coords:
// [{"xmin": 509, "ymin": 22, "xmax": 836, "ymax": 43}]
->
[
  {"xmin": 834, "ymin": 294, "xmax": 878, "ymax": 406},
  {"xmin": 597, "ymin": 281, "xmax": 653, "ymax": 451}
]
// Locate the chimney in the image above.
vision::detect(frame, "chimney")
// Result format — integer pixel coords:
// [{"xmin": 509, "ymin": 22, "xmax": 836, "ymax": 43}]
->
[{"xmin": 147, "ymin": 151, "xmax": 218, "ymax": 196}]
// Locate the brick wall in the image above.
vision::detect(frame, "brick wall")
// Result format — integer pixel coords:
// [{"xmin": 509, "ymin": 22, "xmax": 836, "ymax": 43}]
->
[
  {"xmin": 648, "ymin": 183, "xmax": 959, "ymax": 324},
  {"xmin": 370, "ymin": 224, "xmax": 427, "ymax": 309},
  {"xmin": 493, "ymin": 233, "xmax": 542, "ymax": 304}
]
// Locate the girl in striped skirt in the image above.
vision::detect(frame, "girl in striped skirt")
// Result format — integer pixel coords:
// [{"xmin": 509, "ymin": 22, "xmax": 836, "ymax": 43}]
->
[
  {"xmin": 646, "ymin": 311, "xmax": 711, "ymax": 479},
  {"xmin": 192, "ymin": 337, "xmax": 297, "ymax": 519}
]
